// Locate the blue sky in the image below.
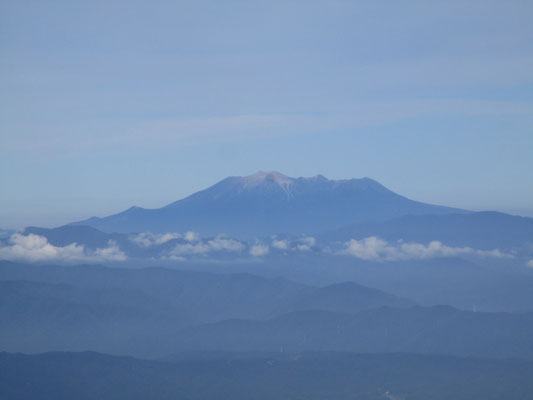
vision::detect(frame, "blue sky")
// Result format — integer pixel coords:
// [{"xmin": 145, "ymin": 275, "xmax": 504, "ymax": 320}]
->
[{"xmin": 1, "ymin": 0, "xmax": 532, "ymax": 228}]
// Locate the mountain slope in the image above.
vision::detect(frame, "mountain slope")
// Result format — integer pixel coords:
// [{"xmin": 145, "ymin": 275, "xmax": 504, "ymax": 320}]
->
[{"xmin": 70, "ymin": 171, "xmax": 465, "ymax": 237}]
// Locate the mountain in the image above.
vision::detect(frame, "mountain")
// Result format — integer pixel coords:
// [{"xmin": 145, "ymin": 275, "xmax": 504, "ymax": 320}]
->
[
  {"xmin": 69, "ymin": 171, "xmax": 466, "ymax": 237},
  {"xmin": 2, "ymin": 351, "xmax": 533, "ymax": 400}
]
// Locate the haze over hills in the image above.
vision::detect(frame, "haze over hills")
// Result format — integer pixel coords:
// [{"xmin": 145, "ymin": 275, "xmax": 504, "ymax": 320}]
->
[
  {"xmin": 70, "ymin": 171, "xmax": 466, "ymax": 237},
  {"xmin": 3, "ymin": 261, "xmax": 533, "ymax": 359},
  {"xmin": 0, "ymin": 261, "xmax": 414, "ymax": 355}
]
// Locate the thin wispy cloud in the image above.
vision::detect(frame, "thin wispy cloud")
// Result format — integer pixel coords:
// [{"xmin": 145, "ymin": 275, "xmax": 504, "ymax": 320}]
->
[{"xmin": 5, "ymin": 98, "xmax": 533, "ymax": 154}]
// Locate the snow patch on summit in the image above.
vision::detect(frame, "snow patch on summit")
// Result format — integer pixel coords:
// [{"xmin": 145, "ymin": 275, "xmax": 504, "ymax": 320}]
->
[
  {"xmin": 243, "ymin": 171, "xmax": 293, "ymax": 186},
  {"xmin": 242, "ymin": 171, "xmax": 294, "ymax": 198}
]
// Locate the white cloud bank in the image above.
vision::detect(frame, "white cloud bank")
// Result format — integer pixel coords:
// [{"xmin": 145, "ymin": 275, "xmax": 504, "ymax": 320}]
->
[
  {"xmin": 0, "ymin": 233, "xmax": 126, "ymax": 262},
  {"xmin": 250, "ymin": 244, "xmax": 269, "ymax": 257},
  {"xmin": 130, "ymin": 231, "xmax": 198, "ymax": 247},
  {"xmin": 271, "ymin": 236, "xmax": 316, "ymax": 252},
  {"xmin": 272, "ymin": 239, "xmax": 289, "ymax": 250},
  {"xmin": 296, "ymin": 236, "xmax": 316, "ymax": 251},
  {"xmin": 341, "ymin": 236, "xmax": 510, "ymax": 262},
  {"xmin": 170, "ymin": 237, "xmax": 244, "ymax": 256},
  {"xmin": 527, "ymin": 260, "xmax": 533, "ymax": 268}
]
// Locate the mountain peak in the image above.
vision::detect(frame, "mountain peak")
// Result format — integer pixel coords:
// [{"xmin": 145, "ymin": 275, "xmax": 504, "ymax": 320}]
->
[{"xmin": 242, "ymin": 171, "xmax": 294, "ymax": 187}]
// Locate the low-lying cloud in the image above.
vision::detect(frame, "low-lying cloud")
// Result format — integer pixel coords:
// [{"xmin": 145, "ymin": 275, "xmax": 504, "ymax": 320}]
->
[
  {"xmin": 130, "ymin": 231, "xmax": 198, "ymax": 247},
  {"xmin": 271, "ymin": 236, "xmax": 316, "ymax": 252},
  {"xmin": 170, "ymin": 237, "xmax": 244, "ymax": 256},
  {"xmin": 341, "ymin": 236, "xmax": 510, "ymax": 262},
  {"xmin": 0, "ymin": 233, "xmax": 126, "ymax": 262},
  {"xmin": 272, "ymin": 239, "xmax": 289, "ymax": 250},
  {"xmin": 3, "ymin": 231, "xmax": 518, "ymax": 265},
  {"xmin": 296, "ymin": 236, "xmax": 316, "ymax": 251},
  {"xmin": 250, "ymin": 244, "xmax": 269, "ymax": 257}
]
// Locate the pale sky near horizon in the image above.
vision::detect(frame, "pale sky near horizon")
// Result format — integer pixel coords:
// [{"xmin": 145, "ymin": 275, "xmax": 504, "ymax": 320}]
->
[{"xmin": 1, "ymin": 0, "xmax": 533, "ymax": 229}]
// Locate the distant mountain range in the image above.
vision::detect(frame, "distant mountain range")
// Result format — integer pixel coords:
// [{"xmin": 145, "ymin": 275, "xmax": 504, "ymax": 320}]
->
[
  {"xmin": 2, "ymin": 261, "xmax": 533, "ymax": 359},
  {"xmin": 0, "ymin": 261, "xmax": 413, "ymax": 355},
  {"xmin": 70, "ymin": 171, "xmax": 466, "ymax": 237}
]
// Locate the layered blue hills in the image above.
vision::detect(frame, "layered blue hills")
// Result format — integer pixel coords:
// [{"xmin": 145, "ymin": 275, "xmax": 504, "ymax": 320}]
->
[{"xmin": 70, "ymin": 171, "xmax": 465, "ymax": 237}]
